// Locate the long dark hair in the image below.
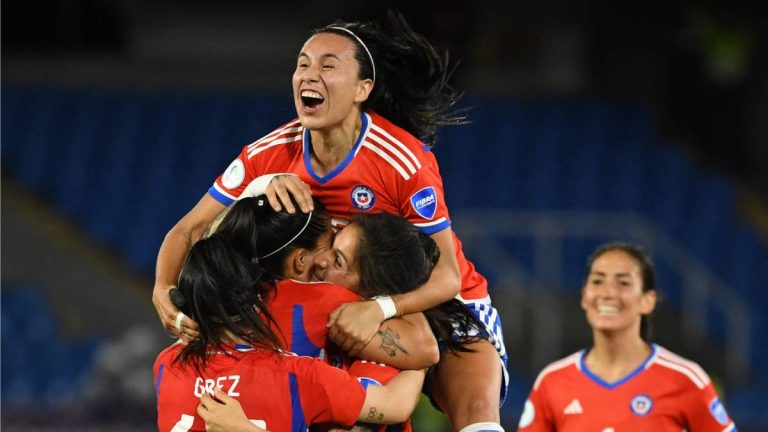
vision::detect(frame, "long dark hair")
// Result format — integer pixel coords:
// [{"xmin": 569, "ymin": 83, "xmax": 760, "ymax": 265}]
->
[
  {"xmin": 172, "ymin": 235, "xmax": 282, "ymax": 372},
  {"xmin": 352, "ymin": 212, "xmax": 482, "ymax": 353},
  {"xmin": 314, "ymin": 11, "xmax": 467, "ymax": 147},
  {"xmin": 586, "ymin": 242, "xmax": 658, "ymax": 341},
  {"xmin": 214, "ymin": 195, "xmax": 329, "ymax": 277}
]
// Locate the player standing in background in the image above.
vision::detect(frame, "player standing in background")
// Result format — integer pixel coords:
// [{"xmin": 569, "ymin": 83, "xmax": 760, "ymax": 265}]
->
[
  {"xmin": 152, "ymin": 12, "xmax": 507, "ymax": 432},
  {"xmin": 517, "ymin": 242, "xmax": 736, "ymax": 432},
  {"xmin": 153, "ymin": 235, "xmax": 425, "ymax": 432}
]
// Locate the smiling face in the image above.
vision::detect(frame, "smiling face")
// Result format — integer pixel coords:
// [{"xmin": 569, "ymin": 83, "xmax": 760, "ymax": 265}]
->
[
  {"xmin": 292, "ymin": 33, "xmax": 373, "ymax": 131},
  {"xmin": 311, "ymin": 224, "xmax": 361, "ymax": 292},
  {"xmin": 581, "ymin": 249, "xmax": 656, "ymax": 337}
]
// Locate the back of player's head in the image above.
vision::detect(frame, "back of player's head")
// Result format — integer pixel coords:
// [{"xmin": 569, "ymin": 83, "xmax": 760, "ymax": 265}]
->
[
  {"xmin": 586, "ymin": 242, "xmax": 657, "ymax": 340},
  {"xmin": 314, "ymin": 11, "xmax": 467, "ymax": 147},
  {"xmin": 172, "ymin": 235, "xmax": 281, "ymax": 371},
  {"xmin": 215, "ymin": 195, "xmax": 329, "ymax": 277},
  {"xmin": 351, "ymin": 212, "xmax": 439, "ymax": 299}
]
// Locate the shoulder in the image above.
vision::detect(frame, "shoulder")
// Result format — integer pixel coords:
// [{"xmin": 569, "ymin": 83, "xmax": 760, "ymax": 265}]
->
[
  {"xmin": 532, "ymin": 351, "xmax": 582, "ymax": 390},
  {"xmin": 363, "ymin": 112, "xmax": 437, "ymax": 180},
  {"xmin": 650, "ymin": 345, "xmax": 711, "ymax": 389},
  {"xmin": 155, "ymin": 342, "xmax": 183, "ymax": 366},
  {"xmin": 243, "ymin": 118, "xmax": 304, "ymax": 159}
]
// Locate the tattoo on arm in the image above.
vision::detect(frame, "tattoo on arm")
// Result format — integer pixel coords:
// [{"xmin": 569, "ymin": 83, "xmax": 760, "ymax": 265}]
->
[
  {"xmin": 366, "ymin": 407, "xmax": 385, "ymax": 422},
  {"xmin": 377, "ymin": 327, "xmax": 409, "ymax": 357}
]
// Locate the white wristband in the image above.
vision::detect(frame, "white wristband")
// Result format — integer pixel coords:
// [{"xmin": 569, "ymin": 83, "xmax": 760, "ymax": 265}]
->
[
  {"xmin": 374, "ymin": 296, "xmax": 398, "ymax": 320},
  {"xmin": 239, "ymin": 173, "xmax": 297, "ymax": 200},
  {"xmin": 175, "ymin": 311, "xmax": 186, "ymax": 333}
]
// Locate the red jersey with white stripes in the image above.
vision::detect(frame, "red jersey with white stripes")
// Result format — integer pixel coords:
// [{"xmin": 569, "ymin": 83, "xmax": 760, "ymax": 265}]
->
[
  {"xmin": 153, "ymin": 344, "xmax": 366, "ymax": 432},
  {"xmin": 208, "ymin": 112, "xmax": 488, "ymax": 300},
  {"xmin": 517, "ymin": 344, "xmax": 736, "ymax": 432}
]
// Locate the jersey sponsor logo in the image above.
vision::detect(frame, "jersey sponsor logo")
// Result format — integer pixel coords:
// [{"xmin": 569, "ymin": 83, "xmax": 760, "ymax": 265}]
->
[
  {"xmin": 518, "ymin": 399, "xmax": 535, "ymax": 428},
  {"xmin": 351, "ymin": 185, "xmax": 375, "ymax": 211},
  {"xmin": 222, "ymin": 159, "xmax": 246, "ymax": 189},
  {"xmin": 709, "ymin": 397, "xmax": 729, "ymax": 425},
  {"xmin": 629, "ymin": 394, "xmax": 653, "ymax": 416},
  {"xmin": 563, "ymin": 399, "xmax": 583, "ymax": 414},
  {"xmin": 409, "ymin": 187, "xmax": 437, "ymax": 220}
]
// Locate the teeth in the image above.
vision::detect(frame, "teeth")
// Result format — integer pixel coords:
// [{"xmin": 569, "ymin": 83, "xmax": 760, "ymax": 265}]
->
[
  {"xmin": 301, "ymin": 90, "xmax": 323, "ymax": 99},
  {"xmin": 597, "ymin": 305, "xmax": 619, "ymax": 314}
]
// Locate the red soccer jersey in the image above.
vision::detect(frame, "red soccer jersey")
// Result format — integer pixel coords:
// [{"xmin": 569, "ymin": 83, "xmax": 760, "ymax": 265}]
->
[
  {"xmin": 153, "ymin": 343, "xmax": 366, "ymax": 432},
  {"xmin": 517, "ymin": 344, "xmax": 736, "ymax": 432},
  {"xmin": 311, "ymin": 357, "xmax": 411, "ymax": 432},
  {"xmin": 209, "ymin": 111, "xmax": 488, "ymax": 300},
  {"xmin": 268, "ymin": 279, "xmax": 360, "ymax": 358}
]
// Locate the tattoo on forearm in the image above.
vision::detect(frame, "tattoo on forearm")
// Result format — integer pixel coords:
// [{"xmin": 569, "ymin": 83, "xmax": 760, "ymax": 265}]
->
[
  {"xmin": 377, "ymin": 327, "xmax": 409, "ymax": 357},
  {"xmin": 366, "ymin": 407, "xmax": 385, "ymax": 422}
]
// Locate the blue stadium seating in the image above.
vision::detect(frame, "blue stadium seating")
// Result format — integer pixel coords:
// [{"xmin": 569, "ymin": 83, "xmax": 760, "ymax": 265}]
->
[
  {"xmin": 2, "ymin": 85, "xmax": 766, "ymax": 422},
  {"xmin": 1, "ymin": 287, "xmax": 103, "ymax": 408}
]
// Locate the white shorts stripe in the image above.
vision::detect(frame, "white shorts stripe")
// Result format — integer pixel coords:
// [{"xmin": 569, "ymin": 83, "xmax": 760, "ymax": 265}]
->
[{"xmin": 461, "ymin": 298, "xmax": 509, "ymax": 404}]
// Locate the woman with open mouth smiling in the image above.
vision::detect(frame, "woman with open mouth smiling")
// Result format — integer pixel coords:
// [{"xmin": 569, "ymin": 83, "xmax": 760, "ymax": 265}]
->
[
  {"xmin": 517, "ymin": 243, "xmax": 736, "ymax": 432},
  {"xmin": 153, "ymin": 12, "xmax": 508, "ymax": 432}
]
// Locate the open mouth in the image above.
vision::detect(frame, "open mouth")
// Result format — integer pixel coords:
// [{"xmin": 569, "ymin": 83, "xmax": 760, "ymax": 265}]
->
[
  {"xmin": 301, "ymin": 90, "xmax": 324, "ymax": 109},
  {"xmin": 597, "ymin": 305, "xmax": 619, "ymax": 315}
]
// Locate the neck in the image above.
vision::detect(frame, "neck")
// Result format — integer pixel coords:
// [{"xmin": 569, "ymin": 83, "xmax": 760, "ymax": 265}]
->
[
  {"xmin": 309, "ymin": 111, "xmax": 362, "ymax": 176},
  {"xmin": 585, "ymin": 330, "xmax": 650, "ymax": 382}
]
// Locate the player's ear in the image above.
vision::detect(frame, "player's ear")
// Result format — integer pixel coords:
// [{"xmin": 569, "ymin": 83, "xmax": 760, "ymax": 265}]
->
[
  {"xmin": 355, "ymin": 78, "xmax": 373, "ymax": 103},
  {"xmin": 293, "ymin": 249, "xmax": 308, "ymax": 273},
  {"xmin": 640, "ymin": 290, "xmax": 657, "ymax": 315}
]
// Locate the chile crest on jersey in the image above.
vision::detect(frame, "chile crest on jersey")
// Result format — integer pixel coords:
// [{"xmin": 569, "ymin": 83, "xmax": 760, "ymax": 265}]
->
[
  {"xmin": 629, "ymin": 394, "xmax": 653, "ymax": 416},
  {"xmin": 351, "ymin": 185, "xmax": 376, "ymax": 211}
]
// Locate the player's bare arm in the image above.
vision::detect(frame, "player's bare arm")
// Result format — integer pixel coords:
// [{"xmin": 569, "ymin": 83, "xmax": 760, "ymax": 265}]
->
[
  {"xmin": 153, "ymin": 193, "xmax": 226, "ymax": 340},
  {"xmin": 357, "ymin": 368, "xmax": 426, "ymax": 424},
  {"xmin": 328, "ymin": 228, "xmax": 460, "ymax": 352},
  {"xmin": 357, "ymin": 312, "xmax": 439, "ymax": 368}
]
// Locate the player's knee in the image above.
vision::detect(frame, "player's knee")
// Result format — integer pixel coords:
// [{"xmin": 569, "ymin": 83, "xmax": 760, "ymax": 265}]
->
[{"xmin": 457, "ymin": 422, "xmax": 505, "ymax": 432}]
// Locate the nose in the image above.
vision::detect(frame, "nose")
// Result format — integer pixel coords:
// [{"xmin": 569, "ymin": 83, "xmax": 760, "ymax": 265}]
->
[
  {"xmin": 301, "ymin": 65, "xmax": 321, "ymax": 83},
  {"xmin": 598, "ymin": 281, "xmax": 618, "ymax": 297}
]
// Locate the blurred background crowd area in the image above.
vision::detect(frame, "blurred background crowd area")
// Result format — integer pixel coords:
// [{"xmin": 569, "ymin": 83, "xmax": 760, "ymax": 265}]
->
[{"xmin": 2, "ymin": 0, "xmax": 767, "ymax": 431}]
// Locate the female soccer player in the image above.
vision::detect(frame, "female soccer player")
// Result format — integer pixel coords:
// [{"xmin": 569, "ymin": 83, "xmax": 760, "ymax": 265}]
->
[
  {"xmin": 211, "ymin": 196, "xmax": 480, "ymax": 369},
  {"xmin": 191, "ymin": 198, "xmax": 482, "ymax": 432},
  {"xmin": 517, "ymin": 243, "xmax": 737, "ymax": 432},
  {"xmin": 153, "ymin": 235, "xmax": 425, "ymax": 432},
  {"xmin": 153, "ymin": 13, "xmax": 507, "ymax": 432}
]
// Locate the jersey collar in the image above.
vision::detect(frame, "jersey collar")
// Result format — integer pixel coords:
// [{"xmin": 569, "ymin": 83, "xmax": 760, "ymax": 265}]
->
[
  {"xmin": 302, "ymin": 112, "xmax": 370, "ymax": 184},
  {"xmin": 579, "ymin": 343, "xmax": 657, "ymax": 389}
]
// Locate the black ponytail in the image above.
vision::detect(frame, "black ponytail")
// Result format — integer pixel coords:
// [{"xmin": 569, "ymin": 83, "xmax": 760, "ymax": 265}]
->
[
  {"xmin": 315, "ymin": 11, "xmax": 467, "ymax": 147},
  {"xmin": 172, "ymin": 235, "xmax": 282, "ymax": 373}
]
